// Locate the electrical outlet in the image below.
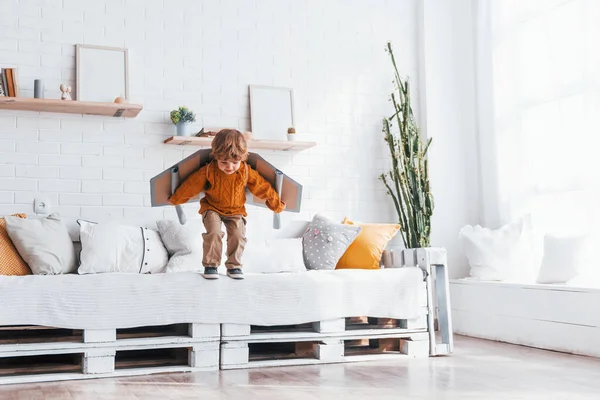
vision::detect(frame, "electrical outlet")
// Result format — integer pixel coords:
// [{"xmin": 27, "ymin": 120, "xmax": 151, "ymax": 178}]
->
[{"xmin": 34, "ymin": 198, "xmax": 50, "ymax": 215}]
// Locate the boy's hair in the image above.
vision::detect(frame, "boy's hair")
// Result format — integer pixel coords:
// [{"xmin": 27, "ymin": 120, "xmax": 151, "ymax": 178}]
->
[{"xmin": 211, "ymin": 129, "xmax": 248, "ymax": 161}]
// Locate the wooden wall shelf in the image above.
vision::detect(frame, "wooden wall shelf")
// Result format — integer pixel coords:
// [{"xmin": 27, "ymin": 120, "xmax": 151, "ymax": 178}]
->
[
  {"xmin": 0, "ymin": 97, "xmax": 143, "ymax": 118},
  {"xmin": 164, "ymin": 136, "xmax": 316, "ymax": 151}
]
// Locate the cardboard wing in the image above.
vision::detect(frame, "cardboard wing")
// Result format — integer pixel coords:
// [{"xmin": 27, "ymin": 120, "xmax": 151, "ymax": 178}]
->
[{"xmin": 149, "ymin": 148, "xmax": 302, "ymax": 213}]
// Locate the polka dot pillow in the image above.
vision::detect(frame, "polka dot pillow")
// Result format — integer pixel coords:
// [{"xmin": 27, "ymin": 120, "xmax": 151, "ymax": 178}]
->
[{"xmin": 302, "ymin": 214, "xmax": 361, "ymax": 270}]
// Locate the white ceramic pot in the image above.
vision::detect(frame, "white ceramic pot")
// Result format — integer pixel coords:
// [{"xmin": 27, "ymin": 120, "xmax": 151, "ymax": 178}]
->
[
  {"xmin": 287, "ymin": 134, "xmax": 296, "ymax": 141},
  {"xmin": 176, "ymin": 122, "xmax": 193, "ymax": 137}
]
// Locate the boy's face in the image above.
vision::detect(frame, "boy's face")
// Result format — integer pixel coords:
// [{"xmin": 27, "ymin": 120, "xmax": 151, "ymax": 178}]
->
[{"xmin": 217, "ymin": 159, "xmax": 242, "ymax": 175}]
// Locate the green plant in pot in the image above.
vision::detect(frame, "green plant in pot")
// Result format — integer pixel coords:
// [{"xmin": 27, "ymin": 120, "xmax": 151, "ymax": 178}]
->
[
  {"xmin": 170, "ymin": 106, "xmax": 196, "ymax": 137},
  {"xmin": 380, "ymin": 42, "xmax": 433, "ymax": 249}
]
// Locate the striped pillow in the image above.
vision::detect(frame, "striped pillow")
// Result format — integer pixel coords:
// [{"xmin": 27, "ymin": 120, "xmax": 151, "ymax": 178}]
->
[{"xmin": 0, "ymin": 214, "xmax": 31, "ymax": 276}]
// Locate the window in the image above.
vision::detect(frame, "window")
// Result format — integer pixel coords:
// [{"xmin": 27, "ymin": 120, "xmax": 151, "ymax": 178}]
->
[{"xmin": 482, "ymin": 0, "xmax": 600, "ymax": 282}]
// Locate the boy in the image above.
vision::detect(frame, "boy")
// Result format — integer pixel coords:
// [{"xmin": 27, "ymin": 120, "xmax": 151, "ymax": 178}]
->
[{"xmin": 168, "ymin": 129, "xmax": 285, "ymax": 280}]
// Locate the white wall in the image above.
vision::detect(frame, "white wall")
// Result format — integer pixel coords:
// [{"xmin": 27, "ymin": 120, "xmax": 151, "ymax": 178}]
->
[
  {"xmin": 0, "ymin": 0, "xmax": 420, "ymax": 236},
  {"xmin": 418, "ymin": 0, "xmax": 480, "ymax": 278}
]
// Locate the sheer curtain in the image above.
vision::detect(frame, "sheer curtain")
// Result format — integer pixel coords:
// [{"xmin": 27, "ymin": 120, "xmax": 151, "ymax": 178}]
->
[{"xmin": 478, "ymin": 0, "xmax": 600, "ymax": 280}]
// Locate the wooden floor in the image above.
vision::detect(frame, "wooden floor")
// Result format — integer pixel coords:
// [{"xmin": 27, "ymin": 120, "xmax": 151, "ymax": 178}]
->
[{"xmin": 2, "ymin": 335, "xmax": 600, "ymax": 399}]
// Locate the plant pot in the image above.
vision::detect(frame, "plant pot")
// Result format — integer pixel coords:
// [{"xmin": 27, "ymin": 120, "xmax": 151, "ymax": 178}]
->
[
  {"xmin": 176, "ymin": 122, "xmax": 193, "ymax": 137},
  {"xmin": 287, "ymin": 134, "xmax": 296, "ymax": 141}
]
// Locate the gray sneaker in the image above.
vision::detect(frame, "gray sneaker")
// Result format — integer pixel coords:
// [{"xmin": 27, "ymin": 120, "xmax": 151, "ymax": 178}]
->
[
  {"xmin": 227, "ymin": 268, "xmax": 244, "ymax": 280},
  {"xmin": 203, "ymin": 267, "xmax": 219, "ymax": 279}
]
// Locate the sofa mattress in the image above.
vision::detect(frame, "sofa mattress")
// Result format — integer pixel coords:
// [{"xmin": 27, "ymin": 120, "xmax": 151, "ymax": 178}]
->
[{"xmin": 0, "ymin": 268, "xmax": 425, "ymax": 329}]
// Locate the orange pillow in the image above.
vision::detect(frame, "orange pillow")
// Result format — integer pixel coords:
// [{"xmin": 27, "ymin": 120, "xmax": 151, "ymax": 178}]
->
[
  {"xmin": 0, "ymin": 214, "xmax": 31, "ymax": 275},
  {"xmin": 336, "ymin": 217, "xmax": 400, "ymax": 270}
]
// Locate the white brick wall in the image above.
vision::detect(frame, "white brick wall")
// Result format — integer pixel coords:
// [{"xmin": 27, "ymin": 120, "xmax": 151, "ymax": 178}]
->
[{"xmin": 0, "ymin": 0, "xmax": 419, "ymax": 231}]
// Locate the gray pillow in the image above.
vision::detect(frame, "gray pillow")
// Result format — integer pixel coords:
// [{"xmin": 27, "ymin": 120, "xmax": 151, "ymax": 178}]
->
[
  {"xmin": 302, "ymin": 214, "xmax": 361, "ymax": 270},
  {"xmin": 5, "ymin": 213, "xmax": 76, "ymax": 275}
]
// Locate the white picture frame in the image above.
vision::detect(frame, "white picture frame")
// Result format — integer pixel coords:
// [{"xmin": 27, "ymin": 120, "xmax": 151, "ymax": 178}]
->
[
  {"xmin": 76, "ymin": 44, "xmax": 129, "ymax": 102},
  {"xmin": 249, "ymin": 85, "xmax": 295, "ymax": 141}
]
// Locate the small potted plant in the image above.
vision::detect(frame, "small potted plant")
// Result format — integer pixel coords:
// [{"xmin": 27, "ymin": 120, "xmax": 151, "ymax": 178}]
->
[
  {"xmin": 287, "ymin": 127, "xmax": 296, "ymax": 141},
  {"xmin": 170, "ymin": 106, "xmax": 196, "ymax": 137}
]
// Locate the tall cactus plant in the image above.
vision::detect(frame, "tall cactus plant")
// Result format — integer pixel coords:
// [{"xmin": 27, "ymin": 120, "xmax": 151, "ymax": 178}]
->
[{"xmin": 380, "ymin": 42, "xmax": 434, "ymax": 249}]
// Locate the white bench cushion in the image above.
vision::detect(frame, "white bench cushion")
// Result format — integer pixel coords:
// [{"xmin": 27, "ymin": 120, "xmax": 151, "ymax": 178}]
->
[{"xmin": 0, "ymin": 268, "xmax": 424, "ymax": 329}]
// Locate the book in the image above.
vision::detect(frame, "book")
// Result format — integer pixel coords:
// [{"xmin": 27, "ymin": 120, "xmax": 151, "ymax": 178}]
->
[
  {"xmin": 0, "ymin": 69, "xmax": 7, "ymax": 97},
  {"xmin": 0, "ymin": 71, "xmax": 5, "ymax": 97},
  {"xmin": 5, "ymin": 68, "xmax": 14, "ymax": 97}
]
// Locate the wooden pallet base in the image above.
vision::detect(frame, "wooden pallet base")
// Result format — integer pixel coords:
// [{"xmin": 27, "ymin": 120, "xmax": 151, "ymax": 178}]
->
[
  {"xmin": 0, "ymin": 313, "xmax": 437, "ymax": 380},
  {"xmin": 222, "ymin": 315, "xmax": 428, "ymax": 341},
  {"xmin": 0, "ymin": 324, "xmax": 220, "ymax": 385},
  {"xmin": 220, "ymin": 333, "xmax": 429, "ymax": 370},
  {"xmin": 220, "ymin": 314, "xmax": 429, "ymax": 370}
]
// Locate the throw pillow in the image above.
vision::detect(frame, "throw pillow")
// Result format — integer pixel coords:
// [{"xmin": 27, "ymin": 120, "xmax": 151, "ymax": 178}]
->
[
  {"xmin": 5, "ymin": 213, "xmax": 76, "ymax": 275},
  {"xmin": 336, "ymin": 217, "xmax": 400, "ymax": 270},
  {"xmin": 302, "ymin": 214, "xmax": 361, "ymax": 270},
  {"xmin": 78, "ymin": 220, "xmax": 168, "ymax": 274},
  {"xmin": 537, "ymin": 234, "xmax": 590, "ymax": 284},
  {"xmin": 243, "ymin": 238, "xmax": 305, "ymax": 273},
  {"xmin": 0, "ymin": 214, "xmax": 31, "ymax": 276},
  {"xmin": 459, "ymin": 215, "xmax": 543, "ymax": 282},
  {"xmin": 157, "ymin": 219, "xmax": 205, "ymax": 273}
]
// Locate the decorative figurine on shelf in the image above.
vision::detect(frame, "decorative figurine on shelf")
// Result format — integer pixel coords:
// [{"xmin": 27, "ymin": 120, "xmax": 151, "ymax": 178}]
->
[
  {"xmin": 60, "ymin": 84, "xmax": 72, "ymax": 101},
  {"xmin": 114, "ymin": 96, "xmax": 128, "ymax": 104}
]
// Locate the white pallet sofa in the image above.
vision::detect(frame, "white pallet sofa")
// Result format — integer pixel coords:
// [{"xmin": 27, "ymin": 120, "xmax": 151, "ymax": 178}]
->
[{"xmin": 0, "ymin": 248, "xmax": 453, "ymax": 384}]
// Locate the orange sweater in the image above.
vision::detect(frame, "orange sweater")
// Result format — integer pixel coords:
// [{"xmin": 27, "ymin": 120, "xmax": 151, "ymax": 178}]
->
[{"xmin": 168, "ymin": 161, "xmax": 284, "ymax": 217}]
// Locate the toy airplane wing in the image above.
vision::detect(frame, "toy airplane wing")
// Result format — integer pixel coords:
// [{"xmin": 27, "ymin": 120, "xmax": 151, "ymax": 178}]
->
[{"xmin": 149, "ymin": 148, "xmax": 302, "ymax": 213}]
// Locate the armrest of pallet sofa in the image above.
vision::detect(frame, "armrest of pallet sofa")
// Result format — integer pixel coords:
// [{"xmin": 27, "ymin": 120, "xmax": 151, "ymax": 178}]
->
[{"xmin": 381, "ymin": 247, "xmax": 404, "ymax": 268}]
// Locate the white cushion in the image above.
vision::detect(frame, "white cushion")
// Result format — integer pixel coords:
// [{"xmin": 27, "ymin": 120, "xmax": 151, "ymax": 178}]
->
[
  {"xmin": 157, "ymin": 219, "xmax": 205, "ymax": 273},
  {"xmin": 5, "ymin": 213, "xmax": 76, "ymax": 275},
  {"xmin": 243, "ymin": 237, "xmax": 305, "ymax": 273},
  {"xmin": 158, "ymin": 218, "xmax": 307, "ymax": 274},
  {"xmin": 537, "ymin": 234, "xmax": 590, "ymax": 284},
  {"xmin": 459, "ymin": 215, "xmax": 542, "ymax": 282},
  {"xmin": 275, "ymin": 220, "xmax": 310, "ymax": 239},
  {"xmin": 78, "ymin": 220, "xmax": 168, "ymax": 274}
]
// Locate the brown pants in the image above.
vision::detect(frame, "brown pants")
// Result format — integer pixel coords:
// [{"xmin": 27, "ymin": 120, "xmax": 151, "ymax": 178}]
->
[{"xmin": 202, "ymin": 210, "xmax": 246, "ymax": 269}]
